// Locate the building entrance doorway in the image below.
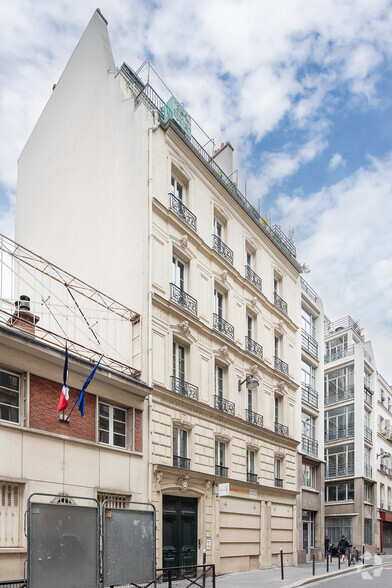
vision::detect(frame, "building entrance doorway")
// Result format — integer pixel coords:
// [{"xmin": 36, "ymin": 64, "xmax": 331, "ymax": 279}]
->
[
  {"xmin": 162, "ymin": 495, "xmax": 197, "ymax": 570},
  {"xmin": 302, "ymin": 510, "xmax": 315, "ymax": 562}
]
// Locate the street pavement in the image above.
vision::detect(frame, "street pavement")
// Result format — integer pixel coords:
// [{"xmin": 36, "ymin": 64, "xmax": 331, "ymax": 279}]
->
[{"xmin": 215, "ymin": 554, "xmax": 392, "ymax": 587}]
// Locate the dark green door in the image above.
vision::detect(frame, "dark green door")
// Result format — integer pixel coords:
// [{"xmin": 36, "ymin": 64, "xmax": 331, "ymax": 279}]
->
[{"xmin": 162, "ymin": 495, "xmax": 197, "ymax": 571}]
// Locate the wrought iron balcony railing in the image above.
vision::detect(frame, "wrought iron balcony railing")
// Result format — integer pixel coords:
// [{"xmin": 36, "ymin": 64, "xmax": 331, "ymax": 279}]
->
[
  {"xmin": 214, "ymin": 395, "xmax": 235, "ymax": 416},
  {"xmin": 274, "ymin": 291, "xmax": 288, "ymax": 315},
  {"xmin": 300, "ymin": 277, "xmax": 318, "ymax": 301},
  {"xmin": 170, "ymin": 283, "xmax": 198, "ymax": 316},
  {"xmin": 245, "ymin": 409, "xmax": 264, "ymax": 427},
  {"xmin": 364, "ymin": 464, "xmax": 373, "ymax": 478},
  {"xmin": 215, "ymin": 464, "xmax": 228, "ymax": 477},
  {"xmin": 324, "ymin": 424, "xmax": 354, "ymax": 442},
  {"xmin": 247, "ymin": 472, "xmax": 257, "ymax": 483},
  {"xmin": 301, "ymin": 435, "xmax": 318, "ymax": 457},
  {"xmin": 171, "ymin": 376, "xmax": 199, "ymax": 401},
  {"xmin": 212, "ymin": 234, "xmax": 233, "ymax": 265},
  {"xmin": 301, "ymin": 329, "xmax": 318, "ymax": 358},
  {"xmin": 301, "ymin": 383, "xmax": 318, "ymax": 408},
  {"xmin": 274, "ymin": 356, "xmax": 289, "ymax": 376},
  {"xmin": 364, "ymin": 385, "xmax": 373, "ymax": 405},
  {"xmin": 325, "ymin": 386, "xmax": 354, "ymax": 406},
  {"xmin": 325, "ymin": 316, "xmax": 363, "ymax": 339},
  {"xmin": 245, "ymin": 336, "xmax": 263, "ymax": 359},
  {"xmin": 275, "ymin": 421, "xmax": 289, "ymax": 437},
  {"xmin": 213, "ymin": 313, "xmax": 234, "ymax": 340},
  {"xmin": 275, "ymin": 478, "xmax": 283, "ymax": 487},
  {"xmin": 325, "ymin": 463, "xmax": 354, "ymax": 478},
  {"xmin": 324, "ymin": 345, "xmax": 354, "ymax": 364},
  {"xmin": 244, "ymin": 265, "xmax": 262, "ymax": 291},
  {"xmin": 169, "ymin": 193, "xmax": 197, "ymax": 231},
  {"xmin": 173, "ymin": 455, "xmax": 190, "ymax": 470},
  {"xmin": 364, "ymin": 425, "xmax": 373, "ymax": 443}
]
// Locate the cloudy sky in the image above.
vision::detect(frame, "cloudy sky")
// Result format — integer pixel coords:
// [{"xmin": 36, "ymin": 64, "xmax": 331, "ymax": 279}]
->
[{"xmin": 1, "ymin": 0, "xmax": 392, "ymax": 381}]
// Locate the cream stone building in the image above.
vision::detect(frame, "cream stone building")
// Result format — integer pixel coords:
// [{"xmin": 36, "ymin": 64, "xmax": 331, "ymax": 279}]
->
[
  {"xmin": 13, "ymin": 10, "xmax": 313, "ymax": 573},
  {"xmin": 375, "ymin": 373, "xmax": 392, "ymax": 552}
]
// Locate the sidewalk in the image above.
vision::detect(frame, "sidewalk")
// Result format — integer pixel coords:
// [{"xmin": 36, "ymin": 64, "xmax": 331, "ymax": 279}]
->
[{"xmin": 216, "ymin": 554, "xmax": 392, "ymax": 587}]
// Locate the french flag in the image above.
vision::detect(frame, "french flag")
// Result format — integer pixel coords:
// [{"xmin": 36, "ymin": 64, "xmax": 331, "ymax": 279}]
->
[{"xmin": 57, "ymin": 344, "xmax": 69, "ymax": 412}]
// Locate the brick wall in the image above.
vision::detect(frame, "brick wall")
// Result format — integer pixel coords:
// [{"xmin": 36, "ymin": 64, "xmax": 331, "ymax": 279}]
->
[
  {"xmin": 29, "ymin": 374, "xmax": 96, "ymax": 441},
  {"xmin": 134, "ymin": 409, "xmax": 143, "ymax": 452}
]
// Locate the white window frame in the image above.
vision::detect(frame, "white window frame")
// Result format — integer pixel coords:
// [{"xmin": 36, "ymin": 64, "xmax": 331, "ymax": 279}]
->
[
  {"xmin": 173, "ymin": 341, "xmax": 186, "ymax": 382},
  {"xmin": 247, "ymin": 449, "xmax": 255, "ymax": 474},
  {"xmin": 325, "ymin": 481, "xmax": 354, "ymax": 502},
  {"xmin": 173, "ymin": 426, "xmax": 188, "ymax": 459},
  {"xmin": 213, "ymin": 216, "xmax": 224, "ymax": 239},
  {"xmin": 364, "ymin": 483, "xmax": 372, "ymax": 503},
  {"xmin": 0, "ymin": 369, "xmax": 20, "ymax": 425},
  {"xmin": 172, "ymin": 254, "xmax": 187, "ymax": 291},
  {"xmin": 302, "ymin": 464, "xmax": 316, "ymax": 489},
  {"xmin": 171, "ymin": 175, "xmax": 185, "ymax": 202},
  {"xmin": 99, "ymin": 401, "xmax": 127, "ymax": 449},
  {"xmin": 301, "ymin": 360, "xmax": 316, "ymax": 390},
  {"xmin": 246, "ymin": 249, "xmax": 253, "ymax": 269},
  {"xmin": 246, "ymin": 313, "xmax": 254, "ymax": 340},
  {"xmin": 274, "ymin": 395, "xmax": 281, "ymax": 423},
  {"xmin": 275, "ymin": 458, "xmax": 282, "ymax": 479},
  {"xmin": 302, "ymin": 412, "xmax": 316, "ymax": 439},
  {"xmin": 215, "ymin": 364, "xmax": 224, "ymax": 399},
  {"xmin": 0, "ymin": 482, "xmax": 21, "ymax": 547},
  {"xmin": 302, "ymin": 307, "xmax": 316, "ymax": 339},
  {"xmin": 215, "ymin": 440, "xmax": 226, "ymax": 467},
  {"xmin": 214, "ymin": 287, "xmax": 225, "ymax": 319}
]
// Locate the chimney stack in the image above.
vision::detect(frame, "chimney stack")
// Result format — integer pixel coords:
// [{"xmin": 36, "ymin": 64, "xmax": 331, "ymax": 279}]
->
[{"xmin": 8, "ymin": 295, "xmax": 40, "ymax": 335}]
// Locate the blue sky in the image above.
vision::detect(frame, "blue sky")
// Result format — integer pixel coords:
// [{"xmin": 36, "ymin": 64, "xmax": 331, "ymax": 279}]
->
[{"xmin": 1, "ymin": 0, "xmax": 392, "ymax": 381}]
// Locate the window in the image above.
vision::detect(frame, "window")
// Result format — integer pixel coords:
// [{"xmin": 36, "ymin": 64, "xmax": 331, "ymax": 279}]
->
[
  {"xmin": 213, "ymin": 216, "xmax": 223, "ymax": 239},
  {"xmin": 247, "ymin": 387, "xmax": 253, "ymax": 413},
  {"xmin": 215, "ymin": 365, "xmax": 224, "ymax": 399},
  {"xmin": 275, "ymin": 458, "xmax": 283, "ymax": 486},
  {"xmin": 246, "ymin": 249, "xmax": 253, "ymax": 269},
  {"xmin": 364, "ymin": 483, "xmax": 372, "ymax": 503},
  {"xmin": 364, "ymin": 518, "xmax": 372, "ymax": 545},
  {"xmin": 302, "ymin": 412, "xmax": 316, "ymax": 439},
  {"xmin": 324, "ymin": 404, "xmax": 354, "ymax": 441},
  {"xmin": 325, "ymin": 482, "xmax": 354, "ymax": 502},
  {"xmin": 99, "ymin": 402, "xmax": 127, "ymax": 448},
  {"xmin": 274, "ymin": 396, "xmax": 281, "ymax": 423},
  {"xmin": 98, "ymin": 492, "xmax": 131, "ymax": 509},
  {"xmin": 171, "ymin": 175, "xmax": 185, "ymax": 202},
  {"xmin": 364, "ymin": 410, "xmax": 370, "ymax": 429},
  {"xmin": 325, "ymin": 443, "xmax": 354, "ymax": 478},
  {"xmin": 173, "ymin": 341, "xmax": 186, "ymax": 382},
  {"xmin": 324, "ymin": 365, "xmax": 354, "ymax": 404},
  {"xmin": 325, "ymin": 516, "xmax": 352, "ymax": 546},
  {"xmin": 364, "ymin": 446, "xmax": 371, "ymax": 476},
  {"xmin": 302, "ymin": 360, "xmax": 315, "ymax": 390},
  {"xmin": 173, "ymin": 427, "xmax": 189, "ymax": 469},
  {"xmin": 364, "ymin": 371, "xmax": 371, "ymax": 390},
  {"xmin": 247, "ymin": 450, "xmax": 255, "ymax": 473},
  {"xmin": 273, "ymin": 276, "xmax": 281, "ymax": 295},
  {"xmin": 302, "ymin": 464, "xmax": 316, "ymax": 489},
  {"xmin": 0, "ymin": 369, "xmax": 20, "ymax": 424},
  {"xmin": 172, "ymin": 254, "xmax": 187, "ymax": 290},
  {"xmin": 325, "ymin": 334, "xmax": 348, "ymax": 359},
  {"xmin": 214, "ymin": 288, "xmax": 225, "ymax": 319},
  {"xmin": 274, "ymin": 334, "xmax": 281, "ymax": 359},
  {"xmin": 0, "ymin": 482, "xmax": 21, "ymax": 547},
  {"xmin": 302, "ymin": 307, "xmax": 315, "ymax": 339},
  {"xmin": 215, "ymin": 440, "xmax": 227, "ymax": 476},
  {"xmin": 246, "ymin": 314, "xmax": 254, "ymax": 340}
]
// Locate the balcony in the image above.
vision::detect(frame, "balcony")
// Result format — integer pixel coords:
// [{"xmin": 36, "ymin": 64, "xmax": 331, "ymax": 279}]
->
[
  {"xmin": 274, "ymin": 291, "xmax": 288, "ymax": 315},
  {"xmin": 212, "ymin": 234, "xmax": 233, "ymax": 265},
  {"xmin": 245, "ymin": 336, "xmax": 263, "ymax": 359},
  {"xmin": 324, "ymin": 345, "xmax": 354, "ymax": 364},
  {"xmin": 275, "ymin": 478, "xmax": 283, "ymax": 488},
  {"xmin": 302, "ymin": 435, "xmax": 318, "ymax": 457},
  {"xmin": 324, "ymin": 424, "xmax": 354, "ymax": 442},
  {"xmin": 275, "ymin": 421, "xmax": 289, "ymax": 437},
  {"xmin": 173, "ymin": 455, "xmax": 190, "ymax": 470},
  {"xmin": 325, "ymin": 463, "xmax": 354, "ymax": 478},
  {"xmin": 364, "ymin": 425, "xmax": 373, "ymax": 443},
  {"xmin": 300, "ymin": 277, "xmax": 318, "ymax": 302},
  {"xmin": 301, "ymin": 384, "xmax": 318, "ymax": 409},
  {"xmin": 325, "ymin": 316, "xmax": 363, "ymax": 339},
  {"xmin": 170, "ymin": 283, "xmax": 198, "ymax": 316},
  {"xmin": 247, "ymin": 472, "xmax": 257, "ymax": 483},
  {"xmin": 325, "ymin": 386, "xmax": 354, "ymax": 406},
  {"xmin": 364, "ymin": 349, "xmax": 372, "ymax": 364},
  {"xmin": 169, "ymin": 193, "xmax": 197, "ymax": 231},
  {"xmin": 364, "ymin": 385, "xmax": 373, "ymax": 405},
  {"xmin": 245, "ymin": 265, "xmax": 262, "ymax": 291},
  {"xmin": 171, "ymin": 376, "xmax": 199, "ymax": 401},
  {"xmin": 364, "ymin": 464, "xmax": 373, "ymax": 478},
  {"xmin": 213, "ymin": 313, "xmax": 234, "ymax": 340},
  {"xmin": 274, "ymin": 356, "xmax": 289, "ymax": 376},
  {"xmin": 245, "ymin": 409, "xmax": 264, "ymax": 427},
  {"xmin": 301, "ymin": 329, "xmax": 318, "ymax": 358},
  {"xmin": 215, "ymin": 464, "xmax": 228, "ymax": 477},
  {"xmin": 214, "ymin": 394, "xmax": 235, "ymax": 417}
]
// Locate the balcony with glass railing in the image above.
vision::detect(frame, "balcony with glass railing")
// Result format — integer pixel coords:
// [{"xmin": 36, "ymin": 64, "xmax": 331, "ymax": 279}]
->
[
  {"xmin": 364, "ymin": 385, "xmax": 373, "ymax": 405},
  {"xmin": 213, "ymin": 313, "xmax": 234, "ymax": 340},
  {"xmin": 302, "ymin": 435, "xmax": 318, "ymax": 457},
  {"xmin": 169, "ymin": 193, "xmax": 197, "ymax": 231},
  {"xmin": 170, "ymin": 283, "xmax": 198, "ymax": 316},
  {"xmin": 325, "ymin": 386, "xmax": 354, "ymax": 406},
  {"xmin": 245, "ymin": 409, "xmax": 264, "ymax": 427},
  {"xmin": 301, "ymin": 383, "xmax": 318, "ymax": 408},
  {"xmin": 215, "ymin": 464, "xmax": 228, "ymax": 477},
  {"xmin": 275, "ymin": 422, "xmax": 289, "ymax": 437},
  {"xmin": 325, "ymin": 424, "xmax": 354, "ymax": 442},
  {"xmin": 171, "ymin": 376, "xmax": 199, "ymax": 401},
  {"xmin": 274, "ymin": 356, "xmax": 289, "ymax": 376},
  {"xmin": 325, "ymin": 463, "xmax": 354, "ymax": 478},
  {"xmin": 324, "ymin": 345, "xmax": 354, "ymax": 364},
  {"xmin": 364, "ymin": 425, "xmax": 373, "ymax": 443},
  {"xmin": 245, "ymin": 336, "xmax": 263, "ymax": 360},
  {"xmin": 247, "ymin": 472, "xmax": 257, "ymax": 484},
  {"xmin": 244, "ymin": 265, "xmax": 262, "ymax": 291},
  {"xmin": 364, "ymin": 464, "xmax": 373, "ymax": 478},
  {"xmin": 301, "ymin": 329, "xmax": 318, "ymax": 358},
  {"xmin": 212, "ymin": 234, "xmax": 233, "ymax": 265},
  {"xmin": 214, "ymin": 395, "xmax": 235, "ymax": 416},
  {"xmin": 173, "ymin": 455, "xmax": 190, "ymax": 470},
  {"xmin": 274, "ymin": 291, "xmax": 288, "ymax": 315}
]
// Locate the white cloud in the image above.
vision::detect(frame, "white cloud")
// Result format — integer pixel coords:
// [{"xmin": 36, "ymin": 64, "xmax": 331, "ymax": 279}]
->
[{"xmin": 329, "ymin": 153, "xmax": 346, "ymax": 169}]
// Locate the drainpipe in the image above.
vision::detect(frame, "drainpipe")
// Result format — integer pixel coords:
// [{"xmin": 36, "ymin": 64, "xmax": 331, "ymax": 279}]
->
[{"xmin": 148, "ymin": 110, "xmax": 160, "ymax": 503}]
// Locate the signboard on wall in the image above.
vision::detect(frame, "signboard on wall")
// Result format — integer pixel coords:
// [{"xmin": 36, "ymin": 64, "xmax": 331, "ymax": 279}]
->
[{"xmin": 219, "ymin": 483, "xmax": 230, "ymax": 497}]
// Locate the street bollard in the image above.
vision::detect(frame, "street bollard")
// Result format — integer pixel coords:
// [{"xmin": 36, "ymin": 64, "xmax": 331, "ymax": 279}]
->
[
  {"xmin": 280, "ymin": 548, "xmax": 284, "ymax": 580},
  {"xmin": 326, "ymin": 553, "xmax": 329, "ymax": 572},
  {"xmin": 312, "ymin": 553, "xmax": 315, "ymax": 576},
  {"xmin": 168, "ymin": 568, "xmax": 173, "ymax": 588},
  {"xmin": 348, "ymin": 550, "xmax": 351, "ymax": 567},
  {"xmin": 362, "ymin": 544, "xmax": 365, "ymax": 565},
  {"xmin": 338, "ymin": 554, "xmax": 341, "ymax": 569},
  {"xmin": 202, "ymin": 549, "xmax": 206, "ymax": 588}
]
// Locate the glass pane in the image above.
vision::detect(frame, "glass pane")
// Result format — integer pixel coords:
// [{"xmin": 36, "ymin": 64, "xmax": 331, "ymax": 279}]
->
[
  {"xmin": 100, "ymin": 430, "xmax": 109, "ymax": 444},
  {"xmin": 113, "ymin": 433, "xmax": 126, "ymax": 448},
  {"xmin": 99, "ymin": 416, "xmax": 109, "ymax": 431},
  {"xmin": 0, "ymin": 389, "xmax": 20, "ymax": 407},
  {"xmin": 113, "ymin": 419, "xmax": 126, "ymax": 435},
  {"xmin": 0, "ymin": 372, "xmax": 19, "ymax": 390},
  {"xmin": 99, "ymin": 403, "xmax": 109, "ymax": 417},
  {"xmin": 113, "ymin": 408, "xmax": 126, "ymax": 422}
]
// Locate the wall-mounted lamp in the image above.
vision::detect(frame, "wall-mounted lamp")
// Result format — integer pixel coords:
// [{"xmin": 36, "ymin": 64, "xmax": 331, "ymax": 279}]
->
[
  {"xmin": 238, "ymin": 375, "xmax": 259, "ymax": 392},
  {"xmin": 377, "ymin": 450, "xmax": 391, "ymax": 459}
]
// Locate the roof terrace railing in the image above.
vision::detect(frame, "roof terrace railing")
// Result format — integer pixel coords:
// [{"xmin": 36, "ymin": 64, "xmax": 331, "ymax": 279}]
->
[{"xmin": 325, "ymin": 316, "xmax": 363, "ymax": 339}]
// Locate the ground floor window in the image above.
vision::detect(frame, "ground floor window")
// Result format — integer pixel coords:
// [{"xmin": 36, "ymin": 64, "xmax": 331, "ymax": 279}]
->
[
  {"xmin": 364, "ymin": 518, "xmax": 372, "ymax": 545},
  {"xmin": 325, "ymin": 516, "xmax": 352, "ymax": 545},
  {"xmin": 0, "ymin": 482, "xmax": 21, "ymax": 547},
  {"xmin": 97, "ymin": 492, "xmax": 131, "ymax": 509}
]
